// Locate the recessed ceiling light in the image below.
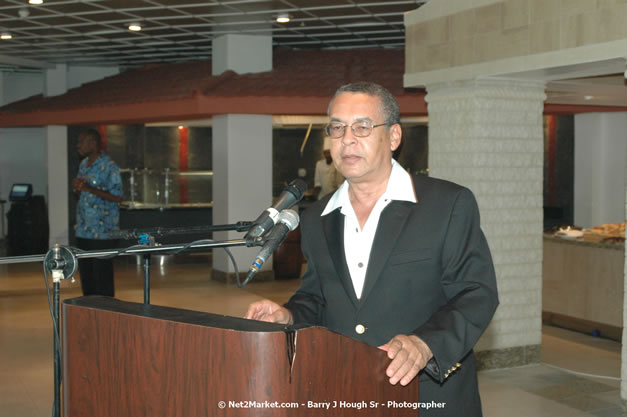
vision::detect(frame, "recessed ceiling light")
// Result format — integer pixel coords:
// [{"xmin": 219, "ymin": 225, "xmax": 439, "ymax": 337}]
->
[
  {"xmin": 583, "ymin": 95, "xmax": 594, "ymax": 100},
  {"xmin": 276, "ymin": 13, "xmax": 290, "ymax": 23},
  {"xmin": 29, "ymin": 0, "xmax": 44, "ymax": 4},
  {"xmin": 128, "ymin": 23, "xmax": 142, "ymax": 32},
  {"xmin": 0, "ymin": 32, "xmax": 12, "ymax": 40}
]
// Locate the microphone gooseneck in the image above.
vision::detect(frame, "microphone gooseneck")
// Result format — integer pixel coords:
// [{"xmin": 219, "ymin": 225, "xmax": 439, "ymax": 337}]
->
[
  {"xmin": 244, "ymin": 179, "xmax": 307, "ymax": 242},
  {"xmin": 241, "ymin": 209, "xmax": 300, "ymax": 287}
]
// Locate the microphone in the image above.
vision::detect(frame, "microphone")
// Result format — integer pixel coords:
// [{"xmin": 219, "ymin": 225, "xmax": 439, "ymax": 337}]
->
[
  {"xmin": 244, "ymin": 179, "xmax": 307, "ymax": 242},
  {"xmin": 242, "ymin": 209, "xmax": 299, "ymax": 286}
]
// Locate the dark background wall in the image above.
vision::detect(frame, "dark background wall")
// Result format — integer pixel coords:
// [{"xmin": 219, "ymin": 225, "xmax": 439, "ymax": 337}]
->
[
  {"xmin": 543, "ymin": 115, "xmax": 574, "ymax": 231},
  {"xmin": 272, "ymin": 124, "xmax": 429, "ymax": 197},
  {"xmin": 67, "ymin": 119, "xmax": 577, "ymax": 240},
  {"xmin": 106, "ymin": 124, "xmax": 145, "ymax": 168},
  {"xmin": 272, "ymin": 127, "xmax": 325, "ymax": 197},
  {"xmin": 397, "ymin": 125, "xmax": 429, "ymax": 176},
  {"xmin": 188, "ymin": 127, "xmax": 212, "ymax": 170},
  {"xmin": 67, "ymin": 123, "xmax": 431, "ymax": 242}
]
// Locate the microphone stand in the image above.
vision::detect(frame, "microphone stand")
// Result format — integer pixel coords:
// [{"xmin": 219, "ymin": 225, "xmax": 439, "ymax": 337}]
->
[
  {"xmin": 136, "ymin": 234, "xmax": 156, "ymax": 305},
  {"xmin": 1, "ymin": 221, "xmax": 256, "ymax": 304},
  {"xmin": 143, "ymin": 253, "xmax": 151, "ymax": 304},
  {"xmin": 43, "ymin": 238, "xmax": 256, "ymax": 417},
  {"xmin": 0, "ymin": 238, "xmax": 259, "ymax": 264},
  {"xmin": 51, "ymin": 261, "xmax": 61, "ymax": 417},
  {"xmin": 42, "ymin": 244, "xmax": 77, "ymax": 417}
]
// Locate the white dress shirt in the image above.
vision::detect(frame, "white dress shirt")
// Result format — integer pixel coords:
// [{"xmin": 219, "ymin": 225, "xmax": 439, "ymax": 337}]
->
[{"xmin": 321, "ymin": 159, "xmax": 417, "ymax": 299}]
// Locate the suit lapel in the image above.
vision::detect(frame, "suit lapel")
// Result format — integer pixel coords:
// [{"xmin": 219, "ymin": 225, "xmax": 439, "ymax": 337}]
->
[
  {"xmin": 321, "ymin": 208, "xmax": 359, "ymax": 307},
  {"xmin": 358, "ymin": 201, "xmax": 413, "ymax": 306}
]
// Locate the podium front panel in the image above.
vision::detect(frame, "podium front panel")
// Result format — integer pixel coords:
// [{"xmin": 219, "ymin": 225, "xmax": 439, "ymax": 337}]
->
[{"xmin": 63, "ymin": 296, "xmax": 418, "ymax": 417}]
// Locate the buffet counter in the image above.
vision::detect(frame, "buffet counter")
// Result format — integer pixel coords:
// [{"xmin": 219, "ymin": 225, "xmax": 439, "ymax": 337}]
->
[
  {"xmin": 121, "ymin": 202, "xmax": 213, "ymax": 210},
  {"xmin": 120, "ymin": 204, "xmax": 213, "ymax": 245},
  {"xmin": 542, "ymin": 233, "xmax": 624, "ymax": 340}
]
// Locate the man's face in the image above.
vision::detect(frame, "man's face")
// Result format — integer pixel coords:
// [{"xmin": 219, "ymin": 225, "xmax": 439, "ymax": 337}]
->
[
  {"xmin": 76, "ymin": 134, "xmax": 96, "ymax": 157},
  {"xmin": 328, "ymin": 92, "xmax": 400, "ymax": 184},
  {"xmin": 323, "ymin": 149, "xmax": 332, "ymax": 163}
]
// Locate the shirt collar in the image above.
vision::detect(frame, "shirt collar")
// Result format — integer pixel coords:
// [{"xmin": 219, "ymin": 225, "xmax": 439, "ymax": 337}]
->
[
  {"xmin": 321, "ymin": 159, "xmax": 416, "ymax": 216},
  {"xmin": 82, "ymin": 151, "xmax": 106, "ymax": 166}
]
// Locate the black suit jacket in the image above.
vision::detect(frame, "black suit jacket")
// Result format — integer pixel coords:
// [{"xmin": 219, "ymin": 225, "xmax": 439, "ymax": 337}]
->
[{"xmin": 285, "ymin": 174, "xmax": 499, "ymax": 417}]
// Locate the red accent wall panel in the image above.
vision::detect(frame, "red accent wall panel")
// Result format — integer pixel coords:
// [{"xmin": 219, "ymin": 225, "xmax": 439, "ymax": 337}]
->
[
  {"xmin": 98, "ymin": 125, "xmax": 107, "ymax": 151},
  {"xmin": 178, "ymin": 126, "xmax": 189, "ymax": 204}
]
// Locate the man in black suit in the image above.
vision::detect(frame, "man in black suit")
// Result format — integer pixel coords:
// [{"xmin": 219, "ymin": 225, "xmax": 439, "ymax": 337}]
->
[{"xmin": 246, "ymin": 82, "xmax": 498, "ymax": 416}]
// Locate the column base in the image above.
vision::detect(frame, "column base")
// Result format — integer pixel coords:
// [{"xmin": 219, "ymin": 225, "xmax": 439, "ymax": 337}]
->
[{"xmin": 475, "ymin": 344, "xmax": 540, "ymax": 370}]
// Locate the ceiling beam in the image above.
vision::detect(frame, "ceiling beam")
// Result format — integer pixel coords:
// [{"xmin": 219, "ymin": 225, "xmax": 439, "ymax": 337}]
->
[{"xmin": 0, "ymin": 54, "xmax": 54, "ymax": 70}]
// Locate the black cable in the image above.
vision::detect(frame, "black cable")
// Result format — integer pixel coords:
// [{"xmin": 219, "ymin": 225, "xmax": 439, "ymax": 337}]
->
[
  {"xmin": 159, "ymin": 238, "xmax": 241, "ymax": 285},
  {"xmin": 88, "ymin": 238, "xmax": 243, "ymax": 287},
  {"xmin": 154, "ymin": 238, "xmax": 242, "ymax": 286},
  {"xmin": 43, "ymin": 266, "xmax": 61, "ymax": 367}
]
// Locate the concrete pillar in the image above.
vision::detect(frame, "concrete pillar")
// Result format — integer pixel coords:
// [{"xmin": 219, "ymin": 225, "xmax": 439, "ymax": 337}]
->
[
  {"xmin": 211, "ymin": 114, "xmax": 273, "ymax": 283},
  {"xmin": 45, "ymin": 64, "xmax": 67, "ymax": 98},
  {"xmin": 212, "ymin": 34, "xmax": 272, "ymax": 76},
  {"xmin": 46, "ymin": 125, "xmax": 69, "ymax": 246},
  {"xmin": 426, "ymin": 78, "xmax": 546, "ymax": 366},
  {"xmin": 210, "ymin": 33, "xmax": 274, "ymax": 283},
  {"xmin": 574, "ymin": 112, "xmax": 627, "ymax": 228},
  {"xmin": 45, "ymin": 64, "xmax": 69, "ymax": 246}
]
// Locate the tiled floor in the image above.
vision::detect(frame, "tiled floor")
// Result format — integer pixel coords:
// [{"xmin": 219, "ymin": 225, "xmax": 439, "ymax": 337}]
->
[{"xmin": 0, "ymin": 255, "xmax": 624, "ymax": 417}]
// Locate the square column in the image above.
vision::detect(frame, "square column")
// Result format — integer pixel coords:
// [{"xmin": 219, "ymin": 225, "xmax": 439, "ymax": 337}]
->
[
  {"xmin": 574, "ymin": 112, "xmax": 627, "ymax": 228},
  {"xmin": 212, "ymin": 35, "xmax": 272, "ymax": 76},
  {"xmin": 426, "ymin": 78, "xmax": 546, "ymax": 367},
  {"xmin": 47, "ymin": 125, "xmax": 69, "ymax": 245},
  {"xmin": 212, "ymin": 114, "xmax": 273, "ymax": 283},
  {"xmin": 45, "ymin": 64, "xmax": 69, "ymax": 246}
]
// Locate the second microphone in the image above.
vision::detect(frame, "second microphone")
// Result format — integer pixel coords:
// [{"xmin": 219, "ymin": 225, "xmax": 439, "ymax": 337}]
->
[{"xmin": 244, "ymin": 209, "xmax": 300, "ymax": 285}]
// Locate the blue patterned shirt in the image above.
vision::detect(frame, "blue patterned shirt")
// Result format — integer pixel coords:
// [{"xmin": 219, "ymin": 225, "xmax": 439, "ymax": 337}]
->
[{"xmin": 75, "ymin": 152, "xmax": 123, "ymax": 239}]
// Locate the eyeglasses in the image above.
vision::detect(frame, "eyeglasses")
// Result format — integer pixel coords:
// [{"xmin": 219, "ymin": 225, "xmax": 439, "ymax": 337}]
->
[{"xmin": 324, "ymin": 121, "xmax": 386, "ymax": 139}]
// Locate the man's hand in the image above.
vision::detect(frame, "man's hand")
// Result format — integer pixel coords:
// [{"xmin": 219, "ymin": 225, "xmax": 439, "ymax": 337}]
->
[
  {"xmin": 379, "ymin": 335, "xmax": 433, "ymax": 386},
  {"xmin": 74, "ymin": 180, "xmax": 96, "ymax": 196},
  {"xmin": 244, "ymin": 299, "xmax": 293, "ymax": 325},
  {"xmin": 72, "ymin": 180, "xmax": 122, "ymax": 203},
  {"xmin": 72, "ymin": 177, "xmax": 86, "ymax": 193}
]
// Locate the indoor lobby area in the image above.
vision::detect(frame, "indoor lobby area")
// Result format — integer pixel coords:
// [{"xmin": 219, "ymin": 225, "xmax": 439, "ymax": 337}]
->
[
  {"xmin": 1, "ymin": 0, "xmax": 627, "ymax": 416},
  {"xmin": 0, "ymin": 254, "xmax": 622, "ymax": 417}
]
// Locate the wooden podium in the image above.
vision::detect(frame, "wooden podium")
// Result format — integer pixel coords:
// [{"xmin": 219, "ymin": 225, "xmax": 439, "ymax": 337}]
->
[{"xmin": 62, "ymin": 296, "xmax": 419, "ymax": 417}]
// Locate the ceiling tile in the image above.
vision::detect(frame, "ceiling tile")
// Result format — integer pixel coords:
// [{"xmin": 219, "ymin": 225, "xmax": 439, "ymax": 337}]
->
[{"xmin": 0, "ymin": 0, "xmax": 427, "ymax": 67}]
